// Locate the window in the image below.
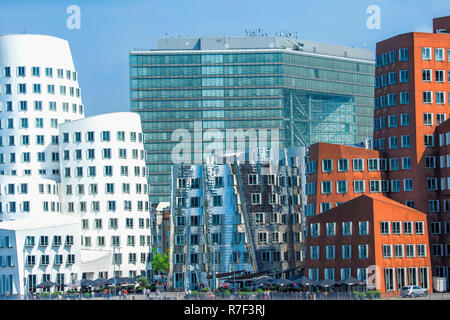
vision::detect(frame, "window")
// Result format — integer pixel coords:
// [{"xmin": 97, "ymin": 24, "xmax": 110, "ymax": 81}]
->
[
  {"xmin": 401, "ymin": 114, "xmax": 410, "ymax": 127},
  {"xmin": 415, "ymin": 221, "xmax": 424, "ymax": 234},
  {"xmin": 337, "ymin": 159, "xmax": 348, "ymax": 172},
  {"xmin": 417, "ymin": 244, "xmax": 426, "ymax": 258},
  {"xmin": 369, "ymin": 180, "xmax": 380, "ymax": 192},
  {"xmin": 26, "ymin": 255, "xmax": 36, "ymax": 267},
  {"xmin": 342, "ymin": 245, "xmax": 352, "ymax": 259},
  {"xmin": 248, "ymin": 174, "xmax": 258, "ymax": 185},
  {"xmin": 430, "ymin": 222, "xmax": 441, "ymax": 234},
  {"xmin": 395, "ymin": 245, "xmax": 404, "ymax": 258},
  {"xmin": 310, "ymin": 223, "xmax": 320, "ymax": 237},
  {"xmin": 422, "ymin": 47, "xmax": 431, "ymax": 60},
  {"xmin": 336, "ymin": 180, "xmax": 347, "ymax": 194},
  {"xmin": 432, "ymin": 244, "xmax": 443, "ymax": 257},
  {"xmin": 326, "ymin": 246, "xmax": 335, "ymax": 260},
  {"xmin": 213, "ymin": 195, "xmax": 223, "ymax": 207},
  {"xmin": 381, "ymin": 221, "xmax": 390, "ymax": 235},
  {"xmin": 401, "ymin": 135, "xmax": 411, "ymax": 148},
  {"xmin": 400, "ymin": 92, "xmax": 409, "ymax": 105},
  {"xmin": 322, "ymin": 159, "xmax": 333, "ymax": 172},
  {"xmin": 258, "ymin": 232, "xmax": 267, "ymax": 244},
  {"xmin": 359, "ymin": 245, "xmax": 368, "ymax": 259},
  {"xmin": 423, "ymin": 91, "xmax": 433, "ymax": 104},
  {"xmin": 404, "ymin": 221, "xmax": 412, "ymax": 235},
  {"xmin": 310, "ymin": 246, "xmax": 320, "ymax": 260},
  {"xmin": 214, "ymin": 176, "xmax": 223, "ymax": 188},
  {"xmin": 423, "ymin": 69, "xmax": 432, "ymax": 82},
  {"xmin": 389, "ymin": 50, "xmax": 396, "ymax": 63},
  {"xmin": 399, "ymin": 70, "xmax": 409, "ymax": 83},
  {"xmin": 306, "ymin": 161, "xmax": 317, "ymax": 174},
  {"xmin": 388, "ymin": 115, "xmax": 398, "ymax": 128},
  {"xmin": 359, "ymin": 221, "xmax": 368, "ymax": 236},
  {"xmin": 25, "ymin": 236, "xmax": 35, "ymax": 247},
  {"xmin": 437, "ymin": 113, "xmax": 446, "ymax": 125},
  {"xmin": 382, "ymin": 53, "xmax": 389, "ymax": 65},
  {"xmin": 320, "ymin": 202, "xmax": 331, "ymax": 213},
  {"xmin": 424, "ymin": 113, "xmax": 433, "ymax": 126},
  {"xmin": 429, "ymin": 200, "xmax": 439, "ymax": 213},
  {"xmin": 251, "ymin": 193, "xmax": 261, "ymax": 205},
  {"xmin": 424, "ymin": 135, "xmax": 434, "ymax": 148},
  {"xmin": 388, "ymin": 72, "xmax": 396, "ymax": 85},
  {"xmin": 385, "ymin": 268, "xmax": 395, "ymax": 292},
  {"xmin": 352, "ymin": 159, "xmax": 364, "ymax": 171},
  {"xmin": 321, "ymin": 181, "xmax": 332, "ymax": 194},
  {"xmin": 326, "ymin": 223, "xmax": 336, "ymax": 236},
  {"xmin": 389, "ymin": 136, "xmax": 398, "ymax": 149},
  {"xmin": 435, "ymin": 48, "xmax": 444, "ymax": 61},
  {"xmin": 406, "ymin": 244, "xmax": 415, "ymax": 258},
  {"xmin": 404, "ymin": 179, "xmax": 413, "ymax": 192},
  {"xmin": 341, "ymin": 268, "xmax": 351, "ymax": 281},
  {"xmin": 436, "ymin": 92, "xmax": 445, "ymax": 104},
  {"xmin": 342, "ymin": 222, "xmax": 352, "ymax": 236},
  {"xmin": 392, "ymin": 221, "xmax": 402, "ymax": 235},
  {"xmin": 255, "ymin": 213, "xmax": 264, "ymax": 224},
  {"xmin": 368, "ymin": 159, "xmax": 379, "ymax": 171},
  {"xmin": 53, "ymin": 236, "xmax": 62, "ymax": 246},
  {"xmin": 353, "ymin": 180, "xmax": 365, "ymax": 193},
  {"xmin": 382, "ymin": 245, "xmax": 392, "ymax": 258},
  {"xmin": 436, "ymin": 70, "xmax": 445, "ymax": 82},
  {"xmin": 101, "ymin": 131, "xmax": 110, "ymax": 141},
  {"xmin": 425, "ymin": 156, "xmax": 436, "ymax": 169}
]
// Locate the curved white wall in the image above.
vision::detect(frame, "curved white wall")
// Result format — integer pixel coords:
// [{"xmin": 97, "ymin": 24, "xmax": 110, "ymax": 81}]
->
[
  {"xmin": 0, "ymin": 34, "xmax": 84, "ymax": 181},
  {"xmin": 59, "ymin": 112, "xmax": 151, "ymax": 278},
  {"xmin": 0, "ymin": 175, "xmax": 60, "ymax": 221}
]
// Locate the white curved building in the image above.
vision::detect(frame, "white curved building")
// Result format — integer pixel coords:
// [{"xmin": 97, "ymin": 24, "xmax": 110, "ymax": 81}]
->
[
  {"xmin": 0, "ymin": 175, "xmax": 61, "ymax": 221},
  {"xmin": 0, "ymin": 214, "xmax": 81, "ymax": 296},
  {"xmin": 0, "ymin": 34, "xmax": 84, "ymax": 180},
  {"xmin": 59, "ymin": 112, "xmax": 152, "ymax": 279}
]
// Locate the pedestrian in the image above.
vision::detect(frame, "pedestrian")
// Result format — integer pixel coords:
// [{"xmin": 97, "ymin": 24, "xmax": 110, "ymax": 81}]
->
[
  {"xmin": 124, "ymin": 289, "xmax": 128, "ymax": 300},
  {"xmin": 103, "ymin": 289, "xmax": 107, "ymax": 300}
]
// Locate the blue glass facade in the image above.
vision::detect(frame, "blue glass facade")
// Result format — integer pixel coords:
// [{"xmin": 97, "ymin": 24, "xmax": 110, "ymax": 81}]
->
[{"xmin": 130, "ymin": 39, "xmax": 374, "ymax": 203}]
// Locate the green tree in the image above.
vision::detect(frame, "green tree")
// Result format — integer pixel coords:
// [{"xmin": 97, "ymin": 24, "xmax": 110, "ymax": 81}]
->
[
  {"xmin": 152, "ymin": 248, "xmax": 169, "ymax": 275},
  {"xmin": 138, "ymin": 276, "xmax": 150, "ymax": 289}
]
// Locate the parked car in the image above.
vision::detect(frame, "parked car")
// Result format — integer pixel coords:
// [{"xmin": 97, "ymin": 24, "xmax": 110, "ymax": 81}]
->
[{"xmin": 400, "ymin": 286, "xmax": 428, "ymax": 298}]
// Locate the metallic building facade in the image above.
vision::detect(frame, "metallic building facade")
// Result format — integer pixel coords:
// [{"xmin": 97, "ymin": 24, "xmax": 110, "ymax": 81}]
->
[
  {"xmin": 130, "ymin": 37, "xmax": 374, "ymax": 203},
  {"xmin": 168, "ymin": 147, "xmax": 305, "ymax": 290}
]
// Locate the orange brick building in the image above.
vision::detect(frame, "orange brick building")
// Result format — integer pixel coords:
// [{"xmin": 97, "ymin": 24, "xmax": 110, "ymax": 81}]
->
[
  {"xmin": 305, "ymin": 142, "xmax": 386, "ymax": 216},
  {"xmin": 303, "ymin": 194, "xmax": 432, "ymax": 294},
  {"xmin": 373, "ymin": 15, "xmax": 450, "ymax": 285}
]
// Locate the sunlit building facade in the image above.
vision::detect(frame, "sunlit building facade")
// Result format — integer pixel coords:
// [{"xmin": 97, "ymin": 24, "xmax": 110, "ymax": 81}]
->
[{"xmin": 130, "ymin": 36, "xmax": 375, "ymax": 203}]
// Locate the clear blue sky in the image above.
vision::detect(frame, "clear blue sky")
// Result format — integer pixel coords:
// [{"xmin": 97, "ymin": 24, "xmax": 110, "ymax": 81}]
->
[{"xmin": 0, "ymin": 0, "xmax": 449, "ymax": 116}]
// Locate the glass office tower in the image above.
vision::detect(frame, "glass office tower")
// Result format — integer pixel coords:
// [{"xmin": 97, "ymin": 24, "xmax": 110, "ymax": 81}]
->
[{"xmin": 130, "ymin": 36, "xmax": 374, "ymax": 203}]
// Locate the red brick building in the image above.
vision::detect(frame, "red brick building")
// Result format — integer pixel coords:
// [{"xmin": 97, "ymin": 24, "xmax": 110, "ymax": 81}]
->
[
  {"xmin": 305, "ymin": 142, "xmax": 386, "ymax": 216},
  {"xmin": 303, "ymin": 194, "xmax": 432, "ymax": 294},
  {"xmin": 373, "ymin": 15, "xmax": 450, "ymax": 285}
]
